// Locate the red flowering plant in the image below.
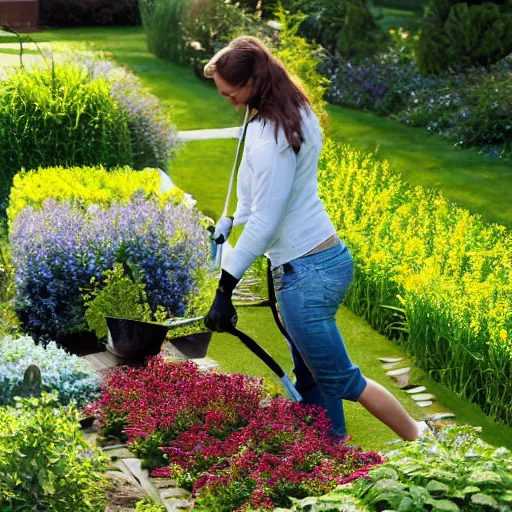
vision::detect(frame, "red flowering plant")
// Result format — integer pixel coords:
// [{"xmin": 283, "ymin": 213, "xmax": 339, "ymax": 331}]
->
[{"xmin": 88, "ymin": 357, "xmax": 382, "ymax": 511}]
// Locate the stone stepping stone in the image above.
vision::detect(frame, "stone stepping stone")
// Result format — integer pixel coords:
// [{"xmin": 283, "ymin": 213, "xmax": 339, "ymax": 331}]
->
[
  {"xmin": 411, "ymin": 393, "xmax": 436, "ymax": 402},
  {"xmin": 386, "ymin": 367, "xmax": 411, "ymax": 388},
  {"xmin": 405, "ymin": 386, "xmax": 427, "ymax": 394},
  {"xmin": 160, "ymin": 488, "xmax": 191, "ymax": 499},
  {"xmin": 190, "ymin": 356, "xmax": 219, "ymax": 371},
  {"xmin": 380, "ymin": 357, "xmax": 404, "ymax": 364},
  {"xmin": 416, "ymin": 400, "xmax": 433, "ymax": 407},
  {"xmin": 386, "ymin": 367, "xmax": 410, "ymax": 377},
  {"xmin": 382, "ymin": 361, "xmax": 402, "ymax": 370},
  {"xmin": 104, "ymin": 447, "xmax": 136, "ymax": 460},
  {"xmin": 427, "ymin": 412, "xmax": 456, "ymax": 421},
  {"xmin": 121, "ymin": 458, "xmax": 164, "ymax": 505}
]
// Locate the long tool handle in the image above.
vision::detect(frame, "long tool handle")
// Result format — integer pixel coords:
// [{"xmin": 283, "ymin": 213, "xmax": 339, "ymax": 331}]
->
[
  {"xmin": 165, "ymin": 316, "xmax": 205, "ymax": 329},
  {"xmin": 229, "ymin": 326, "xmax": 302, "ymax": 402}
]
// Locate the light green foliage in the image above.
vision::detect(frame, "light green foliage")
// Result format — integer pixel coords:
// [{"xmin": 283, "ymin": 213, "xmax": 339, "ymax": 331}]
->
[
  {"xmin": 83, "ymin": 263, "xmax": 167, "ymax": 340},
  {"xmin": 273, "ymin": 6, "xmax": 330, "ymax": 130},
  {"xmin": 166, "ymin": 266, "xmax": 217, "ymax": 339},
  {"xmin": 0, "ymin": 393, "xmax": 108, "ymax": 511},
  {"xmin": 135, "ymin": 498, "xmax": 167, "ymax": 511}
]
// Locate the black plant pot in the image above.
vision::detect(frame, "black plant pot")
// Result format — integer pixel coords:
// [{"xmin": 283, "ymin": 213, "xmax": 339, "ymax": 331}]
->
[{"xmin": 105, "ymin": 316, "xmax": 169, "ymax": 361}]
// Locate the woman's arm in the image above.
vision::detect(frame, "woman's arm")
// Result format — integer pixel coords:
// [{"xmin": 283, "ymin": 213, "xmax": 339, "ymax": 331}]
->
[{"xmin": 223, "ymin": 139, "xmax": 297, "ymax": 279}]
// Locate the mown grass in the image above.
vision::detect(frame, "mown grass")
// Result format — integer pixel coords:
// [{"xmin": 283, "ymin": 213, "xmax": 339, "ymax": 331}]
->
[{"xmin": 2, "ymin": 26, "xmax": 509, "ymax": 448}]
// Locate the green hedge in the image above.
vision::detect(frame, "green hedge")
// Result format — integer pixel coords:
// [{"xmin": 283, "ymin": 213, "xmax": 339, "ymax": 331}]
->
[{"xmin": 0, "ymin": 63, "xmax": 131, "ymax": 211}]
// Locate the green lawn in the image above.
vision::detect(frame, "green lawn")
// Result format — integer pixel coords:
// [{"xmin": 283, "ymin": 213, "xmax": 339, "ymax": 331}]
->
[
  {"xmin": 4, "ymin": 26, "xmax": 510, "ymax": 448},
  {"xmin": 371, "ymin": 6, "xmax": 423, "ymax": 33}
]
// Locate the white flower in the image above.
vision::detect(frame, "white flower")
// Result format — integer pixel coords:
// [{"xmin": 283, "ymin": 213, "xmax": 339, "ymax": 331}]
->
[
  {"xmin": 267, "ymin": 20, "xmax": 282, "ymax": 31},
  {"xmin": 189, "ymin": 41, "xmax": 204, "ymax": 52}
]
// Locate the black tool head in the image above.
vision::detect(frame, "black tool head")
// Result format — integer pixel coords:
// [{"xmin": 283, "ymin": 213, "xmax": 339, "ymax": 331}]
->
[{"xmin": 105, "ymin": 316, "xmax": 169, "ymax": 361}]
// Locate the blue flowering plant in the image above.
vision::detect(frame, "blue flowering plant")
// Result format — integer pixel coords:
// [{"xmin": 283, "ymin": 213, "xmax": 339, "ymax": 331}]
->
[
  {"xmin": 11, "ymin": 192, "xmax": 210, "ymax": 344},
  {"xmin": 0, "ymin": 335, "xmax": 100, "ymax": 408}
]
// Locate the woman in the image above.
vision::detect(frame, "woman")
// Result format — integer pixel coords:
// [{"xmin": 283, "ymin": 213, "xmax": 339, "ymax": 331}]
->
[{"xmin": 204, "ymin": 36, "xmax": 427, "ymax": 441}]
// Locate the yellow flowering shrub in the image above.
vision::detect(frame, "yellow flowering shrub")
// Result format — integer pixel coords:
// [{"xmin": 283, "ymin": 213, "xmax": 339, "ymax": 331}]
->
[
  {"xmin": 7, "ymin": 166, "xmax": 186, "ymax": 229},
  {"xmin": 319, "ymin": 139, "xmax": 512, "ymax": 425}
]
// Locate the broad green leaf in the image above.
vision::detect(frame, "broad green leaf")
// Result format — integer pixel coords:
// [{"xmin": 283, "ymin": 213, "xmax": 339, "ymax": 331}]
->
[
  {"xmin": 374, "ymin": 479, "xmax": 407, "ymax": 492},
  {"xmin": 501, "ymin": 490, "xmax": 512, "ymax": 503},
  {"xmin": 426, "ymin": 480, "xmax": 450, "ymax": 493},
  {"xmin": 471, "ymin": 493, "xmax": 500, "ymax": 508},
  {"xmin": 369, "ymin": 466, "xmax": 399, "ymax": 480},
  {"xmin": 397, "ymin": 496, "xmax": 415, "ymax": 511},
  {"xmin": 428, "ymin": 498, "xmax": 460, "ymax": 511},
  {"xmin": 467, "ymin": 470, "xmax": 503, "ymax": 486},
  {"xmin": 461, "ymin": 486, "xmax": 480, "ymax": 495},
  {"xmin": 410, "ymin": 485, "xmax": 430, "ymax": 501}
]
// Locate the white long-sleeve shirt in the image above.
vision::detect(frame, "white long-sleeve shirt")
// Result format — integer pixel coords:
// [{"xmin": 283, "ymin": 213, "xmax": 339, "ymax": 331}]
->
[{"xmin": 222, "ymin": 106, "xmax": 337, "ymax": 279}]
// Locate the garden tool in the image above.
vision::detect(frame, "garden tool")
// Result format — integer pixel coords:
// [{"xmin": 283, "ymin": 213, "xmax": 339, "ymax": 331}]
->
[
  {"xmin": 105, "ymin": 313, "xmax": 301, "ymax": 402},
  {"xmin": 105, "ymin": 106, "xmax": 301, "ymax": 401}
]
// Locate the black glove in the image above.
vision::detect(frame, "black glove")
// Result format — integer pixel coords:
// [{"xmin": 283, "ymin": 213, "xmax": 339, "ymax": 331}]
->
[{"xmin": 204, "ymin": 270, "xmax": 240, "ymax": 333}]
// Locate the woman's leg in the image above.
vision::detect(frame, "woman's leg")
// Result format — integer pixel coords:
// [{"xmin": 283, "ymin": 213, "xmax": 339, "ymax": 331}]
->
[
  {"xmin": 273, "ymin": 244, "xmax": 421, "ymax": 441},
  {"xmin": 358, "ymin": 379, "xmax": 419, "ymax": 441},
  {"xmin": 286, "ymin": 335, "xmax": 347, "ymax": 438}
]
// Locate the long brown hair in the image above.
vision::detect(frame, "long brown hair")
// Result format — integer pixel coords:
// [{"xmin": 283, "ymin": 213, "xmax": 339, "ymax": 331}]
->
[{"xmin": 204, "ymin": 36, "xmax": 311, "ymax": 154}]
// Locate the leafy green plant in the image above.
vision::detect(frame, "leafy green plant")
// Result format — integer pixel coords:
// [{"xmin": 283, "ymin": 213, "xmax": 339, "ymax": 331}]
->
[
  {"xmin": 0, "ymin": 393, "xmax": 108, "ymax": 511},
  {"xmin": 135, "ymin": 498, "xmax": 167, "ymax": 511},
  {"xmin": 350, "ymin": 425, "xmax": 512, "ymax": 511},
  {"xmin": 288, "ymin": 425, "xmax": 512, "ymax": 511},
  {"xmin": 416, "ymin": 0, "xmax": 512, "ymax": 74},
  {"xmin": 273, "ymin": 5, "xmax": 330, "ymax": 129},
  {"xmin": 83, "ymin": 263, "xmax": 167, "ymax": 341},
  {"xmin": 166, "ymin": 266, "xmax": 217, "ymax": 340}
]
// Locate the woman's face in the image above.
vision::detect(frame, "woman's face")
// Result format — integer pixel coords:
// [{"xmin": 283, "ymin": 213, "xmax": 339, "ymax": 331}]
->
[{"xmin": 213, "ymin": 72, "xmax": 252, "ymax": 107}]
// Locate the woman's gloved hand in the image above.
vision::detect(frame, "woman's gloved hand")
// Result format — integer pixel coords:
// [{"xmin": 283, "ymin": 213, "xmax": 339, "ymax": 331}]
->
[
  {"xmin": 204, "ymin": 270, "xmax": 239, "ymax": 332},
  {"xmin": 213, "ymin": 216, "xmax": 233, "ymax": 244}
]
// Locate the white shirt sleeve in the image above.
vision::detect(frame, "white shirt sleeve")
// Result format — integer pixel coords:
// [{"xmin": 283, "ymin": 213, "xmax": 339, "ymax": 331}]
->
[{"xmin": 222, "ymin": 139, "xmax": 296, "ymax": 279}]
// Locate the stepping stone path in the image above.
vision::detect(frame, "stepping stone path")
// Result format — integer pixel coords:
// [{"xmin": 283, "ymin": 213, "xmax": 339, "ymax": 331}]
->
[{"xmin": 379, "ymin": 356, "xmax": 457, "ymax": 421}]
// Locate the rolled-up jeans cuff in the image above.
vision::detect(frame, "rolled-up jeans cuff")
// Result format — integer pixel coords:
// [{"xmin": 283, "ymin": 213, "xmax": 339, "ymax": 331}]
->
[{"xmin": 322, "ymin": 368, "xmax": 368, "ymax": 402}]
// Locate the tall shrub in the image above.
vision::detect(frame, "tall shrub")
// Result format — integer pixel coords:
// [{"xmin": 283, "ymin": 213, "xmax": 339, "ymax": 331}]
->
[
  {"xmin": 0, "ymin": 64, "xmax": 132, "ymax": 211},
  {"xmin": 416, "ymin": 0, "xmax": 512, "ymax": 74}
]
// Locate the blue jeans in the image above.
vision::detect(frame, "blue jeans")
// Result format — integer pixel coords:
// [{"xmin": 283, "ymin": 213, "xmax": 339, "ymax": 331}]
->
[{"xmin": 272, "ymin": 242, "xmax": 367, "ymax": 438}]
